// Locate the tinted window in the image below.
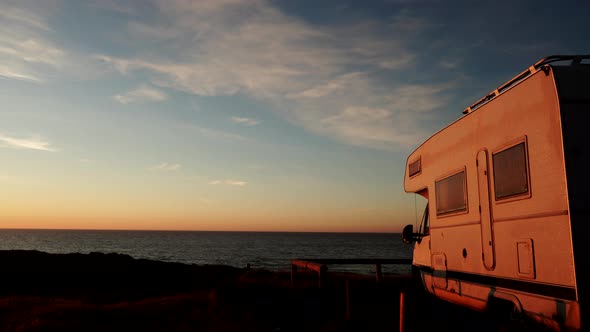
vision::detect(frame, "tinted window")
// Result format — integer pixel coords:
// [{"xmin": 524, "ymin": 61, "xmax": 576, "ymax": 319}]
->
[
  {"xmin": 409, "ymin": 158, "xmax": 421, "ymax": 177},
  {"xmin": 493, "ymin": 142, "xmax": 528, "ymax": 199},
  {"xmin": 436, "ymin": 170, "xmax": 467, "ymax": 215},
  {"xmin": 420, "ymin": 204, "xmax": 430, "ymax": 235}
]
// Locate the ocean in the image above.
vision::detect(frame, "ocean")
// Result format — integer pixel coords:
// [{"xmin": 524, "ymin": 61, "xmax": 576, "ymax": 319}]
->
[{"xmin": 0, "ymin": 229, "xmax": 413, "ymax": 274}]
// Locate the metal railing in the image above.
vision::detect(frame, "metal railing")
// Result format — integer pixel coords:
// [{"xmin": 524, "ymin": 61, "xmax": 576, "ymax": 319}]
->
[
  {"xmin": 290, "ymin": 258, "xmax": 412, "ymax": 288},
  {"xmin": 462, "ymin": 54, "xmax": 590, "ymax": 115}
]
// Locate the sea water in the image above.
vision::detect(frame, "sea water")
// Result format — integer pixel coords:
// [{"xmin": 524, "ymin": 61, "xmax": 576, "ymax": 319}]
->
[{"xmin": 0, "ymin": 229, "xmax": 413, "ymax": 274}]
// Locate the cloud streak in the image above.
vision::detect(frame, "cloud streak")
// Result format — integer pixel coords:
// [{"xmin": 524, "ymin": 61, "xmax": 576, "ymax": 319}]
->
[
  {"xmin": 150, "ymin": 162, "xmax": 181, "ymax": 171},
  {"xmin": 231, "ymin": 117, "xmax": 259, "ymax": 126},
  {"xmin": 0, "ymin": 134, "xmax": 55, "ymax": 151},
  {"xmin": 0, "ymin": 63, "xmax": 42, "ymax": 82},
  {"xmin": 209, "ymin": 179, "xmax": 248, "ymax": 186},
  {"xmin": 0, "ymin": 5, "xmax": 51, "ymax": 31},
  {"xmin": 96, "ymin": 0, "xmax": 450, "ymax": 150},
  {"xmin": 193, "ymin": 127, "xmax": 248, "ymax": 142},
  {"xmin": 0, "ymin": 38, "xmax": 64, "ymax": 66},
  {"xmin": 114, "ymin": 85, "xmax": 167, "ymax": 104},
  {"xmin": 0, "ymin": 2, "xmax": 67, "ymax": 83}
]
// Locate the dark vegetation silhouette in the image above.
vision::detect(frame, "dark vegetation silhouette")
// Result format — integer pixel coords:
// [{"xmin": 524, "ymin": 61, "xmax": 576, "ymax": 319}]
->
[{"xmin": 0, "ymin": 250, "xmax": 552, "ymax": 331}]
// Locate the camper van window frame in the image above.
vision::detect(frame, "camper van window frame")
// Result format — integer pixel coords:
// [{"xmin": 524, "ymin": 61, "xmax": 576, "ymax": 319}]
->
[
  {"xmin": 491, "ymin": 137, "xmax": 531, "ymax": 202},
  {"xmin": 434, "ymin": 167, "xmax": 469, "ymax": 217}
]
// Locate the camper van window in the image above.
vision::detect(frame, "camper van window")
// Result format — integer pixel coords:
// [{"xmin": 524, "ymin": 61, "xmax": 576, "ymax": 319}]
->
[
  {"xmin": 409, "ymin": 158, "xmax": 421, "ymax": 177},
  {"xmin": 435, "ymin": 170, "xmax": 467, "ymax": 215},
  {"xmin": 493, "ymin": 142, "xmax": 529, "ymax": 199},
  {"xmin": 420, "ymin": 204, "xmax": 430, "ymax": 235}
]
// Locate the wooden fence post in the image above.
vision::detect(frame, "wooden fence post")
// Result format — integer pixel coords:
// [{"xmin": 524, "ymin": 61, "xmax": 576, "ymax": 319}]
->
[
  {"xmin": 346, "ymin": 279, "xmax": 351, "ymax": 321},
  {"xmin": 399, "ymin": 291, "xmax": 406, "ymax": 332},
  {"xmin": 318, "ymin": 264, "xmax": 328, "ymax": 289},
  {"xmin": 399, "ymin": 290, "xmax": 412, "ymax": 332},
  {"xmin": 291, "ymin": 264, "xmax": 297, "ymax": 288},
  {"xmin": 375, "ymin": 263, "xmax": 382, "ymax": 283}
]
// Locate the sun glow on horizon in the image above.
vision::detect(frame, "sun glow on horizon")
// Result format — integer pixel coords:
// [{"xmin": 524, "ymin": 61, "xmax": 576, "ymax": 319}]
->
[{"xmin": 0, "ymin": 1, "xmax": 587, "ymax": 233}]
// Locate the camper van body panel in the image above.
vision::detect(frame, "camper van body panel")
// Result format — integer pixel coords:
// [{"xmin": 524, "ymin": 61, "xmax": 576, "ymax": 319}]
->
[
  {"xmin": 403, "ymin": 60, "xmax": 588, "ymax": 330},
  {"xmin": 554, "ymin": 63, "xmax": 590, "ymax": 330}
]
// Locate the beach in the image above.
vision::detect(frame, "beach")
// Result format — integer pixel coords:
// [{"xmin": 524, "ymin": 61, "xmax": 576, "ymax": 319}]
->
[
  {"xmin": 0, "ymin": 250, "xmax": 552, "ymax": 332},
  {"xmin": 0, "ymin": 250, "xmax": 406, "ymax": 331}
]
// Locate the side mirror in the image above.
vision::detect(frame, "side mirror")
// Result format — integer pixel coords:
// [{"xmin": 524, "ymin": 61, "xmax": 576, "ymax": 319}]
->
[{"xmin": 402, "ymin": 224, "xmax": 421, "ymax": 244}]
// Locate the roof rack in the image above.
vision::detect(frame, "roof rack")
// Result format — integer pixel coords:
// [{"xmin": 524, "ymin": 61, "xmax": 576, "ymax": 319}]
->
[{"xmin": 462, "ymin": 55, "xmax": 590, "ymax": 115}]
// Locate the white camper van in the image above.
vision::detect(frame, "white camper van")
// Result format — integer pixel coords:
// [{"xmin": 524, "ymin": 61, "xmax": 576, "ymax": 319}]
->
[{"xmin": 402, "ymin": 55, "xmax": 590, "ymax": 331}]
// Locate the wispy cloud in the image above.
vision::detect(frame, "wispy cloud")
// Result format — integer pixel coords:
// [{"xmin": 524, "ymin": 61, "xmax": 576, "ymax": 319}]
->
[
  {"xmin": 209, "ymin": 179, "xmax": 248, "ymax": 186},
  {"xmin": 114, "ymin": 85, "xmax": 167, "ymax": 104},
  {"xmin": 320, "ymin": 106, "xmax": 416, "ymax": 149},
  {"xmin": 194, "ymin": 127, "xmax": 248, "ymax": 142},
  {"xmin": 0, "ymin": 2, "xmax": 66, "ymax": 83},
  {"xmin": 0, "ymin": 36, "xmax": 63, "ymax": 82},
  {"xmin": 85, "ymin": 0, "xmax": 138, "ymax": 16},
  {"xmin": 150, "ymin": 162, "xmax": 181, "ymax": 171},
  {"xmin": 96, "ymin": 0, "xmax": 450, "ymax": 150},
  {"xmin": 246, "ymin": 164, "xmax": 266, "ymax": 170},
  {"xmin": 287, "ymin": 72, "xmax": 368, "ymax": 99},
  {"xmin": 439, "ymin": 59, "xmax": 459, "ymax": 69},
  {"xmin": 0, "ymin": 38, "xmax": 64, "ymax": 66},
  {"xmin": 128, "ymin": 21, "xmax": 178, "ymax": 39},
  {"xmin": 231, "ymin": 117, "xmax": 259, "ymax": 126},
  {"xmin": 0, "ymin": 133, "xmax": 55, "ymax": 151},
  {"xmin": 0, "ymin": 63, "xmax": 42, "ymax": 82},
  {"xmin": 0, "ymin": 5, "xmax": 51, "ymax": 31}
]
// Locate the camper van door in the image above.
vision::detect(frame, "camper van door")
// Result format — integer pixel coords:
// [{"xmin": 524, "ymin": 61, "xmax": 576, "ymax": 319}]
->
[{"xmin": 476, "ymin": 149, "xmax": 495, "ymax": 269}]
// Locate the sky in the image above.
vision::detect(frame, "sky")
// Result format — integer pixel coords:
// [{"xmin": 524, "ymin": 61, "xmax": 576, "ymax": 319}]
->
[{"xmin": 0, "ymin": 0, "xmax": 588, "ymax": 232}]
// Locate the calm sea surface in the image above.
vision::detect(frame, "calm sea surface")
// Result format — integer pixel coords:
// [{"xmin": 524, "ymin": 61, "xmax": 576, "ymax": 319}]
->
[{"xmin": 0, "ymin": 230, "xmax": 413, "ymax": 274}]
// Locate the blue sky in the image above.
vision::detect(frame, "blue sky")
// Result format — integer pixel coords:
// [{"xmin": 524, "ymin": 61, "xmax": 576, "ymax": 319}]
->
[{"xmin": 0, "ymin": 0, "xmax": 588, "ymax": 231}]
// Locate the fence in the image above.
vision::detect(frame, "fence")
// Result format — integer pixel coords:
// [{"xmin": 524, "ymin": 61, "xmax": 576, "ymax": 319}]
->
[{"xmin": 290, "ymin": 258, "xmax": 412, "ymax": 288}]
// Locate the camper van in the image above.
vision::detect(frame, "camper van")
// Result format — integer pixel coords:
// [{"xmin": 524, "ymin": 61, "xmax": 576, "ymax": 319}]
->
[{"xmin": 402, "ymin": 55, "xmax": 590, "ymax": 331}]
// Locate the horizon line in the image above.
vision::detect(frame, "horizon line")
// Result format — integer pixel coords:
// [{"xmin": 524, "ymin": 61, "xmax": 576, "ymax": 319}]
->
[{"xmin": 0, "ymin": 227, "xmax": 402, "ymax": 234}]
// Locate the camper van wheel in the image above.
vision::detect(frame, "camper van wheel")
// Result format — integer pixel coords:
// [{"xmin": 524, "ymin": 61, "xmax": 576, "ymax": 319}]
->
[{"xmin": 486, "ymin": 298, "xmax": 523, "ymax": 332}]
